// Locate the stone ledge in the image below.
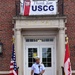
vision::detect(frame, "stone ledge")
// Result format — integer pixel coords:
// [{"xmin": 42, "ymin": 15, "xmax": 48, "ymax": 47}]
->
[
  {"xmin": 0, "ymin": 71, "xmax": 10, "ymax": 74},
  {"xmin": 13, "ymin": 15, "xmax": 66, "ymax": 20}
]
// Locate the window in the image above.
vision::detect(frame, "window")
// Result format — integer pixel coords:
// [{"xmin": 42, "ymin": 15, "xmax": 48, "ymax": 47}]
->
[
  {"xmin": 42, "ymin": 48, "xmax": 52, "ymax": 67},
  {"xmin": 26, "ymin": 38, "xmax": 54, "ymax": 42},
  {"xmin": 28, "ymin": 48, "xmax": 37, "ymax": 67}
]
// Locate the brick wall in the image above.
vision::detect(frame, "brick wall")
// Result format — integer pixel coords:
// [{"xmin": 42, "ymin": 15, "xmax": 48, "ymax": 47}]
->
[
  {"xmin": 0, "ymin": 0, "xmax": 19, "ymax": 71},
  {"xmin": 73, "ymin": 73, "xmax": 75, "ymax": 75},
  {"xmin": 64, "ymin": 0, "xmax": 75, "ymax": 70},
  {"xmin": 0, "ymin": 0, "xmax": 75, "ymax": 74}
]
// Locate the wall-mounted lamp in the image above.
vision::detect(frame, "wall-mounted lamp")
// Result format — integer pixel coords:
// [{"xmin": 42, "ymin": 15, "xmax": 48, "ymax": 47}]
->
[{"xmin": 0, "ymin": 42, "xmax": 3, "ymax": 54}]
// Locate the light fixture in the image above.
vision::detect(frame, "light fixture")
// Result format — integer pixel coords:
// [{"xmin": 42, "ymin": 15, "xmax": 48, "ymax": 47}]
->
[
  {"xmin": 0, "ymin": 42, "xmax": 3, "ymax": 54},
  {"xmin": 37, "ymin": 39, "xmax": 42, "ymax": 42}
]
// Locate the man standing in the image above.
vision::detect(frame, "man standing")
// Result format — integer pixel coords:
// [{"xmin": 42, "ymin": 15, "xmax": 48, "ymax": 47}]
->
[{"xmin": 31, "ymin": 56, "xmax": 45, "ymax": 75}]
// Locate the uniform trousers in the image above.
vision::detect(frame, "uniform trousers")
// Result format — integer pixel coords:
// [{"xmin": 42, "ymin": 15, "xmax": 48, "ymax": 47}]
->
[
  {"xmin": 34, "ymin": 73, "xmax": 42, "ymax": 75},
  {"xmin": 34, "ymin": 73, "xmax": 39, "ymax": 75}
]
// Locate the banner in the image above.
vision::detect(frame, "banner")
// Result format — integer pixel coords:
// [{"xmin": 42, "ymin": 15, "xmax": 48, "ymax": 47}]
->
[{"xmin": 20, "ymin": 0, "xmax": 57, "ymax": 16}]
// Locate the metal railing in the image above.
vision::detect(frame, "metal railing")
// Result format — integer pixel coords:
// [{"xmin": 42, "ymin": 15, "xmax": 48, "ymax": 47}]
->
[{"xmin": 15, "ymin": 0, "xmax": 64, "ymax": 16}]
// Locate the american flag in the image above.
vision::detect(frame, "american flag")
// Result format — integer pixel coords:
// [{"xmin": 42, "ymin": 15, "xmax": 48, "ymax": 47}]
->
[{"xmin": 9, "ymin": 44, "xmax": 18, "ymax": 75}]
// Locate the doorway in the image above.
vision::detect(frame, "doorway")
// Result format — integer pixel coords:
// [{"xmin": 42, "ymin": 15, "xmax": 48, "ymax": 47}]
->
[{"xmin": 24, "ymin": 37, "xmax": 56, "ymax": 75}]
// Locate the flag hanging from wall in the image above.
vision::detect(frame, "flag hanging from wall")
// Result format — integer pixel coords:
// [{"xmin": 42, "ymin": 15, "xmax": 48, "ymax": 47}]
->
[
  {"xmin": 9, "ymin": 44, "xmax": 18, "ymax": 75},
  {"xmin": 64, "ymin": 37, "xmax": 72, "ymax": 75},
  {"xmin": 21, "ymin": 0, "xmax": 57, "ymax": 16}
]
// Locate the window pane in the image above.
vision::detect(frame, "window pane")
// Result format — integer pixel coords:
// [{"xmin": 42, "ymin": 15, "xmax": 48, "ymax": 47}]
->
[
  {"xmin": 46, "ymin": 39, "xmax": 49, "ymax": 42},
  {"xmin": 47, "ymin": 48, "xmax": 51, "ymax": 52},
  {"xmin": 48, "ymin": 63, "xmax": 51, "ymax": 67},
  {"xmin": 43, "ymin": 63, "xmax": 48, "ymax": 67},
  {"xmin": 28, "ymin": 53, "xmax": 32, "ymax": 57},
  {"xmin": 30, "ymin": 39, "xmax": 34, "ymax": 42},
  {"xmin": 26, "ymin": 38, "xmax": 54, "ymax": 42},
  {"xmin": 28, "ymin": 58, "xmax": 32, "ymax": 62},
  {"xmin": 42, "ymin": 48, "xmax": 47, "ymax": 53},
  {"xmin": 43, "ymin": 63, "xmax": 51, "ymax": 67},
  {"xmin": 28, "ymin": 63, "xmax": 33, "ymax": 67},
  {"xmin": 32, "ymin": 58, "xmax": 35, "ymax": 62},
  {"xmin": 42, "ymin": 53, "xmax": 47, "ymax": 58},
  {"xmin": 33, "ymin": 48, "xmax": 37, "ymax": 52},
  {"xmin": 47, "ymin": 53, "xmax": 51, "ymax": 58},
  {"xmin": 26, "ymin": 39, "xmax": 29, "ymax": 42},
  {"xmin": 42, "ymin": 58, "xmax": 46, "ymax": 63},
  {"xmin": 28, "ymin": 48, "xmax": 33, "ymax": 53},
  {"xmin": 47, "ymin": 58, "xmax": 51, "ymax": 63},
  {"xmin": 42, "ymin": 48, "xmax": 52, "ymax": 67},
  {"xmin": 28, "ymin": 48, "xmax": 37, "ymax": 67},
  {"xmin": 50, "ymin": 39, "xmax": 54, "ymax": 42}
]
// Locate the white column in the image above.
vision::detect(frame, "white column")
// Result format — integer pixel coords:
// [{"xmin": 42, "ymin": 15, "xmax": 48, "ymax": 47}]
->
[
  {"xmin": 15, "ymin": 29, "xmax": 23, "ymax": 75},
  {"xmin": 58, "ymin": 28, "xmax": 65, "ymax": 75}
]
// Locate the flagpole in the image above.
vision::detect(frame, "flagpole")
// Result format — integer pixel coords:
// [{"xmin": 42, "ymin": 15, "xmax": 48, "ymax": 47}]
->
[
  {"xmin": 66, "ymin": 37, "xmax": 68, "ymax": 43},
  {"xmin": 9, "ymin": 37, "xmax": 19, "ymax": 75}
]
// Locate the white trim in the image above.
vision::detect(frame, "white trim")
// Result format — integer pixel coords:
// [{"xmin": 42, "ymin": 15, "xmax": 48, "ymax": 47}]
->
[
  {"xmin": 0, "ymin": 71, "xmax": 10, "ymax": 74},
  {"xmin": 24, "ymin": 36, "xmax": 56, "ymax": 75}
]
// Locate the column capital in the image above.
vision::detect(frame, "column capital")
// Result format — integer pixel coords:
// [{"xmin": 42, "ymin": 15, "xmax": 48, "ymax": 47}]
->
[
  {"xmin": 59, "ymin": 28, "xmax": 65, "ymax": 31},
  {"xmin": 15, "ymin": 28, "xmax": 21, "ymax": 31},
  {"xmin": 15, "ymin": 28, "xmax": 21, "ymax": 35},
  {"xmin": 58, "ymin": 28, "xmax": 65, "ymax": 34}
]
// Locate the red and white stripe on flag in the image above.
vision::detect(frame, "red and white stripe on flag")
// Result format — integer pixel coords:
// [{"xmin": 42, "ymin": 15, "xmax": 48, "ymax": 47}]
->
[
  {"xmin": 9, "ymin": 60, "xmax": 17, "ymax": 75},
  {"xmin": 9, "ymin": 44, "xmax": 18, "ymax": 75},
  {"xmin": 64, "ymin": 37, "xmax": 72, "ymax": 75},
  {"xmin": 24, "ymin": 0, "xmax": 31, "ymax": 16}
]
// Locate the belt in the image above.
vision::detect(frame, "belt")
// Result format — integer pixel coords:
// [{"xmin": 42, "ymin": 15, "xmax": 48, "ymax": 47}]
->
[
  {"xmin": 34, "ymin": 73, "xmax": 39, "ymax": 75},
  {"xmin": 34, "ymin": 73, "xmax": 42, "ymax": 75}
]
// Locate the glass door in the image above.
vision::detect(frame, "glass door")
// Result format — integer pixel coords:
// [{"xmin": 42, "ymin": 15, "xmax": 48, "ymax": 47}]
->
[
  {"xmin": 25, "ymin": 46, "xmax": 39, "ymax": 75},
  {"xmin": 40, "ymin": 46, "xmax": 54, "ymax": 75},
  {"xmin": 25, "ymin": 45, "xmax": 56, "ymax": 75}
]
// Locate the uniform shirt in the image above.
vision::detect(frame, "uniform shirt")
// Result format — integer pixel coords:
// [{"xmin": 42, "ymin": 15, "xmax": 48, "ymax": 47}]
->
[{"xmin": 31, "ymin": 63, "xmax": 45, "ymax": 74}]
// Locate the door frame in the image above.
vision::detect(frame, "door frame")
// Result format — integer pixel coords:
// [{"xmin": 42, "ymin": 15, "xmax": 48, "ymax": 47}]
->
[{"xmin": 23, "ymin": 36, "xmax": 56, "ymax": 75}]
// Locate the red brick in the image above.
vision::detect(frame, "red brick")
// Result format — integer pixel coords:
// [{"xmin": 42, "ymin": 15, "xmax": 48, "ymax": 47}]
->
[
  {"xmin": 64, "ymin": 0, "xmax": 75, "ymax": 70},
  {"xmin": 0, "ymin": 0, "xmax": 75, "ymax": 73},
  {"xmin": 0, "ymin": 0, "xmax": 19, "ymax": 71}
]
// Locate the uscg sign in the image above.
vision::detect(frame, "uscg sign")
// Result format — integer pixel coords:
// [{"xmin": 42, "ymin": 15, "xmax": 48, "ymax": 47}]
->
[{"xmin": 21, "ymin": 0, "xmax": 57, "ymax": 16}]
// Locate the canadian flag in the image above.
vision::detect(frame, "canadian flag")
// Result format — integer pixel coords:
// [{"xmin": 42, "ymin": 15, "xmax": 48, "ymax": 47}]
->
[{"xmin": 64, "ymin": 37, "xmax": 72, "ymax": 75}]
